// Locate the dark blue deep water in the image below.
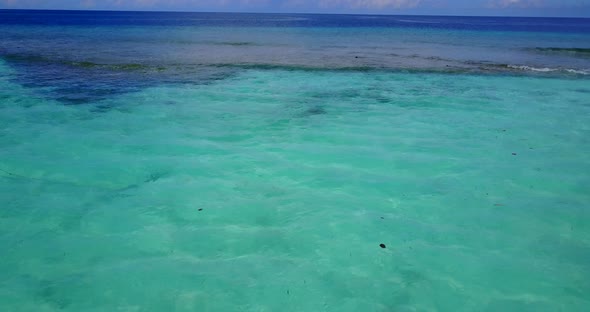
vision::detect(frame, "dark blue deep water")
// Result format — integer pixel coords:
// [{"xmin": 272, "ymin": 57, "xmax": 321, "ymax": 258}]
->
[{"xmin": 1, "ymin": 9, "xmax": 590, "ymax": 33}]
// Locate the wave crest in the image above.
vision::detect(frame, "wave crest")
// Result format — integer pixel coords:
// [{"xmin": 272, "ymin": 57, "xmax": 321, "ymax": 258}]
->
[{"xmin": 506, "ymin": 65, "xmax": 589, "ymax": 75}]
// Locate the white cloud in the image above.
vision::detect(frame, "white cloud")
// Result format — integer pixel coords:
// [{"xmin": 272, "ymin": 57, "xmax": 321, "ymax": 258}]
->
[
  {"xmin": 487, "ymin": 0, "xmax": 545, "ymax": 8},
  {"xmin": 109, "ymin": 0, "xmax": 271, "ymax": 8},
  {"xmin": 318, "ymin": 0, "xmax": 421, "ymax": 9}
]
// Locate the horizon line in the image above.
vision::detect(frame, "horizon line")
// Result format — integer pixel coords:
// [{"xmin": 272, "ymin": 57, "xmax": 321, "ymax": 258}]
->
[{"xmin": 0, "ymin": 8, "xmax": 589, "ymax": 19}]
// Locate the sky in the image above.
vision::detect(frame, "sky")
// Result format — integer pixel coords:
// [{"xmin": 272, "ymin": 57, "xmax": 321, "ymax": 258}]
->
[{"xmin": 1, "ymin": 0, "xmax": 589, "ymax": 17}]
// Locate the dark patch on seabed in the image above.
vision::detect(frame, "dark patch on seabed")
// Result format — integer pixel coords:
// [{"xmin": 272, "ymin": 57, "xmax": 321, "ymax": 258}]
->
[
  {"xmin": 3, "ymin": 49, "xmax": 589, "ymax": 106},
  {"xmin": 0, "ymin": 53, "xmax": 237, "ymax": 105},
  {"xmin": 299, "ymin": 106, "xmax": 327, "ymax": 117}
]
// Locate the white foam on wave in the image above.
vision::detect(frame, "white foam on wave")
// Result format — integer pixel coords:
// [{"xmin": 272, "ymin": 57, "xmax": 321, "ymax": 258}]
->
[
  {"xmin": 565, "ymin": 69, "xmax": 590, "ymax": 75},
  {"xmin": 507, "ymin": 65, "xmax": 589, "ymax": 75}
]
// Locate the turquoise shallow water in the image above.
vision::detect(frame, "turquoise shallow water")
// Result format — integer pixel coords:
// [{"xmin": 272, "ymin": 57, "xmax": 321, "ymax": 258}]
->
[{"xmin": 1, "ymin": 55, "xmax": 590, "ymax": 311}]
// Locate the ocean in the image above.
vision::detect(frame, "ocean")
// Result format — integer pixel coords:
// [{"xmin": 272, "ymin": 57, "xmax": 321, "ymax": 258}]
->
[{"xmin": 1, "ymin": 10, "xmax": 589, "ymax": 311}]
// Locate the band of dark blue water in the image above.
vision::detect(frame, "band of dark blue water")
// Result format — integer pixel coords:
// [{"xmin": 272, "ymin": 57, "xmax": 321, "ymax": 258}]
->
[
  {"xmin": 2, "ymin": 10, "xmax": 590, "ymax": 33},
  {"xmin": 1, "ymin": 11, "xmax": 589, "ymax": 104}
]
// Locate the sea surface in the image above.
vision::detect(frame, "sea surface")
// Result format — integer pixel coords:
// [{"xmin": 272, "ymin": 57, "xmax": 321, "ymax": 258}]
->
[{"xmin": 1, "ymin": 10, "xmax": 589, "ymax": 311}]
